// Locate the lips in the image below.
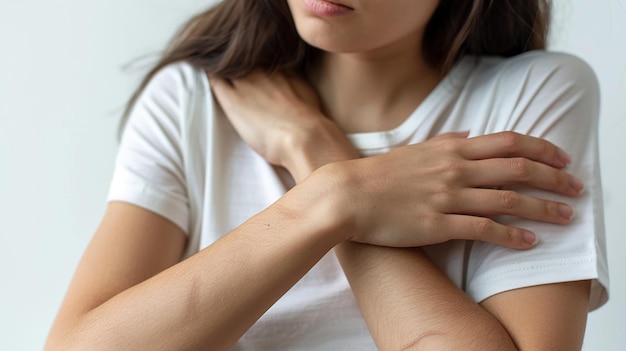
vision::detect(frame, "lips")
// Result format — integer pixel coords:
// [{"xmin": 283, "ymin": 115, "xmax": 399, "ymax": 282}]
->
[
  {"xmin": 302, "ymin": 0, "xmax": 354, "ymax": 17},
  {"xmin": 324, "ymin": 0, "xmax": 353, "ymax": 9}
]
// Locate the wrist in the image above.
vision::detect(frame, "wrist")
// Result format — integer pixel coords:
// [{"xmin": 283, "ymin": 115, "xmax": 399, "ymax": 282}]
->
[
  {"xmin": 279, "ymin": 160, "xmax": 358, "ymax": 244},
  {"xmin": 281, "ymin": 117, "xmax": 360, "ymax": 182}
]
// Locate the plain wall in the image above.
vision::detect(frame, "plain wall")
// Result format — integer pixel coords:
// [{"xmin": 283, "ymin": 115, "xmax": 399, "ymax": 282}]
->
[{"xmin": 0, "ymin": 1, "xmax": 623, "ymax": 350}]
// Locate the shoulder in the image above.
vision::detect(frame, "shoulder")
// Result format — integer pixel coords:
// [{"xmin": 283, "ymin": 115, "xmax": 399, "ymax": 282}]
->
[
  {"xmin": 472, "ymin": 51, "xmax": 599, "ymax": 97},
  {"xmin": 455, "ymin": 51, "xmax": 600, "ymax": 125},
  {"xmin": 146, "ymin": 61, "xmax": 209, "ymax": 97},
  {"xmin": 126, "ymin": 61, "xmax": 211, "ymax": 131},
  {"xmin": 123, "ymin": 61, "xmax": 212, "ymax": 143},
  {"xmin": 485, "ymin": 51, "xmax": 595, "ymax": 73}
]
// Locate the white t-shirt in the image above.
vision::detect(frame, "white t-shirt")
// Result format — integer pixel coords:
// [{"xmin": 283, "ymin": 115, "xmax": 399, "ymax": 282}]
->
[{"xmin": 108, "ymin": 51, "xmax": 609, "ymax": 350}]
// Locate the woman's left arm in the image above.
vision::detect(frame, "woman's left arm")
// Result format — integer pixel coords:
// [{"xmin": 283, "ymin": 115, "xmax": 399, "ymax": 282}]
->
[
  {"xmin": 211, "ymin": 72, "xmax": 591, "ymax": 350},
  {"xmin": 463, "ymin": 53, "xmax": 607, "ymax": 351},
  {"xmin": 480, "ymin": 281, "xmax": 590, "ymax": 350}
]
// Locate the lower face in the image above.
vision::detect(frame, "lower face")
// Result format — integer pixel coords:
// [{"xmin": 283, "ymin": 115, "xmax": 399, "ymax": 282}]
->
[{"xmin": 285, "ymin": 0, "xmax": 441, "ymax": 55}]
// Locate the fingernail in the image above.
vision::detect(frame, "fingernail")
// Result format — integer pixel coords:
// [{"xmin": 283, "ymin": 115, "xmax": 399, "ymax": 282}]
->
[
  {"xmin": 557, "ymin": 148, "xmax": 571, "ymax": 166},
  {"xmin": 523, "ymin": 231, "xmax": 539, "ymax": 246},
  {"xmin": 570, "ymin": 176, "xmax": 585, "ymax": 194},
  {"xmin": 558, "ymin": 204, "xmax": 574, "ymax": 221}
]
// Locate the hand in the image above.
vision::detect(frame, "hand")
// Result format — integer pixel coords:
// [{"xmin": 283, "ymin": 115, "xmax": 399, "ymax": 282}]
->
[
  {"xmin": 211, "ymin": 71, "xmax": 581, "ymax": 250},
  {"xmin": 323, "ymin": 131, "xmax": 581, "ymax": 249},
  {"xmin": 211, "ymin": 71, "xmax": 358, "ymax": 181}
]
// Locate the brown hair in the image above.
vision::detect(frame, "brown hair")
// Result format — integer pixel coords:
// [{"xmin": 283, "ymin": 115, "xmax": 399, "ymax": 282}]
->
[{"xmin": 120, "ymin": 0, "xmax": 551, "ymax": 131}]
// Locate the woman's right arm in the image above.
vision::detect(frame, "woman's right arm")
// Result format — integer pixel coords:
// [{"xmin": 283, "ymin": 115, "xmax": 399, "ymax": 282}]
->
[
  {"xmin": 46, "ymin": 169, "xmax": 353, "ymax": 351},
  {"xmin": 45, "ymin": 65, "xmax": 357, "ymax": 350}
]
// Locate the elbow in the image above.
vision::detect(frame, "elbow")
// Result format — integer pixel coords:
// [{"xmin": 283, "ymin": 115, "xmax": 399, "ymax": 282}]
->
[
  {"xmin": 45, "ymin": 331, "xmax": 77, "ymax": 351},
  {"xmin": 45, "ymin": 314, "xmax": 106, "ymax": 351},
  {"xmin": 398, "ymin": 333, "xmax": 518, "ymax": 351},
  {"xmin": 45, "ymin": 320, "xmax": 73, "ymax": 351},
  {"xmin": 46, "ymin": 328, "xmax": 111, "ymax": 351},
  {"xmin": 397, "ymin": 331, "xmax": 445, "ymax": 351},
  {"xmin": 396, "ymin": 319, "xmax": 519, "ymax": 351},
  {"xmin": 45, "ymin": 327, "xmax": 86, "ymax": 351}
]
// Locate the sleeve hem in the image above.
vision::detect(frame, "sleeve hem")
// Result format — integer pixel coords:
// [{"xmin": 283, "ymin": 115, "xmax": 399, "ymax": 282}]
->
[
  {"xmin": 467, "ymin": 255, "xmax": 609, "ymax": 311},
  {"xmin": 107, "ymin": 180, "xmax": 189, "ymax": 234}
]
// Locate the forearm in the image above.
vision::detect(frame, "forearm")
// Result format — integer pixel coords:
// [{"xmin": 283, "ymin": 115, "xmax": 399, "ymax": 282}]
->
[
  {"xmin": 48, "ymin": 182, "xmax": 345, "ymax": 351},
  {"xmin": 215, "ymin": 70, "xmax": 580, "ymax": 348},
  {"xmin": 288, "ymin": 133, "xmax": 517, "ymax": 350},
  {"xmin": 335, "ymin": 244, "xmax": 517, "ymax": 351}
]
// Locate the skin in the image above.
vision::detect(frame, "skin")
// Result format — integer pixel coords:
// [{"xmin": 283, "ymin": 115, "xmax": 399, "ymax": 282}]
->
[
  {"xmin": 305, "ymin": 1, "xmax": 588, "ymax": 347},
  {"xmin": 45, "ymin": 88, "xmax": 586, "ymax": 351},
  {"xmin": 46, "ymin": 0, "xmax": 591, "ymax": 350},
  {"xmin": 210, "ymin": 72, "xmax": 590, "ymax": 350},
  {"xmin": 286, "ymin": 0, "xmax": 442, "ymax": 133}
]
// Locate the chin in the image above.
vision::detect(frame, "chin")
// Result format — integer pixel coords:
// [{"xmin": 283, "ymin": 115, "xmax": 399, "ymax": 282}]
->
[
  {"xmin": 293, "ymin": 23, "xmax": 370, "ymax": 54},
  {"xmin": 303, "ymin": 37, "xmax": 367, "ymax": 54}
]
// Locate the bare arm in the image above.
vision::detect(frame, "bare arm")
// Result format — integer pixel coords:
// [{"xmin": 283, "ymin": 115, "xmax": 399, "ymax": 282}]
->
[
  {"xmin": 287, "ymin": 136, "xmax": 516, "ymax": 351},
  {"xmin": 284, "ymin": 132, "xmax": 517, "ymax": 350},
  {"xmin": 292, "ymin": 128, "xmax": 590, "ymax": 351},
  {"xmin": 48, "ymin": 71, "xmax": 589, "ymax": 351},
  {"xmin": 46, "ymin": 176, "xmax": 351, "ymax": 351},
  {"xmin": 294, "ymin": 143, "xmax": 590, "ymax": 350},
  {"xmin": 480, "ymin": 281, "xmax": 590, "ymax": 350},
  {"xmin": 211, "ymin": 73, "xmax": 590, "ymax": 350}
]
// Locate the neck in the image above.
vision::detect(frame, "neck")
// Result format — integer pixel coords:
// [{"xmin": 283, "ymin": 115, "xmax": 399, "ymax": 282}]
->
[{"xmin": 309, "ymin": 36, "xmax": 441, "ymax": 133}]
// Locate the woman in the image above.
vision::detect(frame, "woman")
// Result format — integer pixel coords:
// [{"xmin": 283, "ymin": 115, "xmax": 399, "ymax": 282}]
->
[{"xmin": 47, "ymin": 0, "xmax": 608, "ymax": 350}]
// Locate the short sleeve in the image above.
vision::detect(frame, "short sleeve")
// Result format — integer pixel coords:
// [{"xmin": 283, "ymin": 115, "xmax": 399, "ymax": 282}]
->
[
  {"xmin": 107, "ymin": 63, "xmax": 196, "ymax": 233},
  {"xmin": 465, "ymin": 52, "xmax": 609, "ymax": 310}
]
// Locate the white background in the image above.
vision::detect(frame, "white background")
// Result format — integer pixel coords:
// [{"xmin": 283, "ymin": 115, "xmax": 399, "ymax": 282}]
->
[{"xmin": 0, "ymin": 1, "xmax": 624, "ymax": 350}]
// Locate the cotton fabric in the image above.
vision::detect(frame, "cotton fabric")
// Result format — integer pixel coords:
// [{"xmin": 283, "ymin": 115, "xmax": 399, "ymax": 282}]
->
[{"xmin": 108, "ymin": 51, "xmax": 609, "ymax": 350}]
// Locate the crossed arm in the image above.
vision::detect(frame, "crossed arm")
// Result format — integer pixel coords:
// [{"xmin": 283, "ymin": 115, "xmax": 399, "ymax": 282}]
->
[
  {"xmin": 210, "ymin": 73, "xmax": 591, "ymax": 350},
  {"xmin": 46, "ymin": 72, "xmax": 590, "ymax": 350},
  {"xmin": 280, "ymin": 123, "xmax": 590, "ymax": 351}
]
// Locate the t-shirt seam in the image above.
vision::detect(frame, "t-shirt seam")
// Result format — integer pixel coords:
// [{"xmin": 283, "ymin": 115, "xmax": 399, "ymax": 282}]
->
[{"xmin": 471, "ymin": 254, "xmax": 597, "ymax": 283}]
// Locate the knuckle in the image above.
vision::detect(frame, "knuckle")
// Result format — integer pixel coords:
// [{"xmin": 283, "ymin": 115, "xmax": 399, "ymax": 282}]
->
[
  {"xmin": 438, "ymin": 139, "xmax": 461, "ymax": 152},
  {"xmin": 429, "ymin": 140, "xmax": 454, "ymax": 156},
  {"xmin": 423, "ymin": 213, "xmax": 442, "ymax": 233},
  {"xmin": 432, "ymin": 186, "xmax": 455, "ymax": 209},
  {"xmin": 498, "ymin": 131, "xmax": 521, "ymax": 152},
  {"xmin": 474, "ymin": 218, "xmax": 495, "ymax": 239},
  {"xmin": 499, "ymin": 190, "xmax": 520, "ymax": 210},
  {"xmin": 553, "ymin": 170, "xmax": 568, "ymax": 188},
  {"xmin": 438, "ymin": 158, "xmax": 464, "ymax": 180},
  {"xmin": 439, "ymin": 159, "xmax": 457, "ymax": 171},
  {"xmin": 510, "ymin": 158, "xmax": 531, "ymax": 178},
  {"xmin": 543, "ymin": 200, "xmax": 555, "ymax": 218},
  {"xmin": 434, "ymin": 158, "xmax": 453, "ymax": 174},
  {"xmin": 505, "ymin": 226, "xmax": 518, "ymax": 244},
  {"xmin": 540, "ymin": 138, "xmax": 552, "ymax": 156},
  {"xmin": 543, "ymin": 200, "xmax": 562, "ymax": 221}
]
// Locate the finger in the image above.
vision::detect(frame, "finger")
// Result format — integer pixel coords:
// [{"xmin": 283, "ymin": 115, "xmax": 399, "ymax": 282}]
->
[
  {"xmin": 289, "ymin": 76, "xmax": 320, "ymax": 103},
  {"xmin": 429, "ymin": 131, "xmax": 470, "ymax": 141},
  {"xmin": 235, "ymin": 70, "xmax": 290, "ymax": 91},
  {"xmin": 230, "ymin": 73, "xmax": 266, "ymax": 89},
  {"xmin": 210, "ymin": 76, "xmax": 235, "ymax": 88},
  {"xmin": 448, "ymin": 188, "xmax": 574, "ymax": 224},
  {"xmin": 210, "ymin": 78, "xmax": 236, "ymax": 95},
  {"xmin": 441, "ymin": 214, "xmax": 539, "ymax": 250},
  {"xmin": 236, "ymin": 69, "xmax": 269, "ymax": 85},
  {"xmin": 232, "ymin": 72, "xmax": 297, "ymax": 103},
  {"xmin": 210, "ymin": 78, "xmax": 233, "ymax": 100},
  {"xmin": 459, "ymin": 131, "xmax": 571, "ymax": 168},
  {"xmin": 465, "ymin": 158, "xmax": 584, "ymax": 197},
  {"xmin": 210, "ymin": 78, "xmax": 241, "ymax": 108}
]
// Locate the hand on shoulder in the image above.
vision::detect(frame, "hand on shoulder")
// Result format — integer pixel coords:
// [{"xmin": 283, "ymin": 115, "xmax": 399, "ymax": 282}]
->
[{"xmin": 212, "ymin": 71, "xmax": 583, "ymax": 251}]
